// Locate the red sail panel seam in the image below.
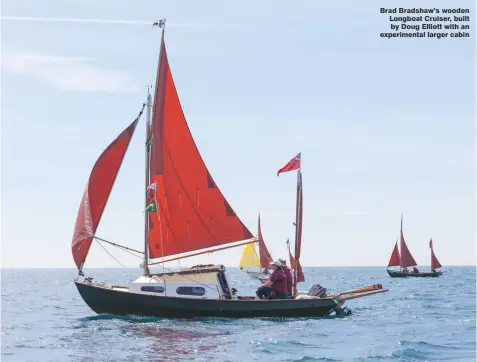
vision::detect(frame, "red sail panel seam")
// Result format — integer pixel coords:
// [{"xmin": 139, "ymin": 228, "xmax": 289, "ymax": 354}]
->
[{"xmin": 163, "ymin": 142, "xmax": 220, "ymax": 243}]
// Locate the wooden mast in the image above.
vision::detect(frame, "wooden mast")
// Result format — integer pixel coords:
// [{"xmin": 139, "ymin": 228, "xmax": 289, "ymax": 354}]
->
[{"xmin": 292, "ymin": 169, "xmax": 302, "ymax": 298}]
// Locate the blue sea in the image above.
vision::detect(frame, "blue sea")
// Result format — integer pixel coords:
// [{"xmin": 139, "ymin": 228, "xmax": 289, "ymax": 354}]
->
[{"xmin": 1, "ymin": 267, "xmax": 475, "ymax": 361}]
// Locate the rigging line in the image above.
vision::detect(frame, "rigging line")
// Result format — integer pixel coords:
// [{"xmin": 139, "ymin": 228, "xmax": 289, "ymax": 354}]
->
[
  {"xmin": 95, "ymin": 239, "xmax": 126, "ymax": 268},
  {"xmin": 94, "ymin": 236, "xmax": 144, "ymax": 255}
]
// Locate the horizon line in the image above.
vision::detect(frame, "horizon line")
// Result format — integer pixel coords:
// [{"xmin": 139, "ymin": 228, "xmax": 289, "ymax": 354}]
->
[{"xmin": 1, "ymin": 265, "xmax": 474, "ymax": 270}]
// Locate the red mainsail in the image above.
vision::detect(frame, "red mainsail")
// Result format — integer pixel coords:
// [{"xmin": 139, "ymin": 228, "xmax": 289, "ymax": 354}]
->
[
  {"xmin": 387, "ymin": 241, "xmax": 400, "ymax": 267},
  {"xmin": 399, "ymin": 214, "xmax": 417, "ymax": 268},
  {"xmin": 71, "ymin": 116, "xmax": 141, "ymax": 269},
  {"xmin": 147, "ymin": 33, "xmax": 253, "ymax": 259},
  {"xmin": 430, "ymin": 239, "xmax": 442, "ymax": 270},
  {"xmin": 257, "ymin": 214, "xmax": 273, "ymax": 268}
]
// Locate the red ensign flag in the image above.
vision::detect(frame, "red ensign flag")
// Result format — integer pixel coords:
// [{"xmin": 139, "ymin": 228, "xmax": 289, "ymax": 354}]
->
[{"xmin": 277, "ymin": 153, "xmax": 301, "ymax": 176}]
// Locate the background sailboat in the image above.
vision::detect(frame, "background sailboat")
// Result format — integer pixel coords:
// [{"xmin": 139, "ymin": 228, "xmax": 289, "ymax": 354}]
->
[
  {"xmin": 240, "ymin": 214, "xmax": 273, "ymax": 278},
  {"xmin": 387, "ymin": 214, "xmax": 443, "ymax": 278}
]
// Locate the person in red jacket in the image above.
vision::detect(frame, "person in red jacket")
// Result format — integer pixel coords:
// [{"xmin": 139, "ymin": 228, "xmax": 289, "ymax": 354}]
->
[
  {"xmin": 279, "ymin": 258, "xmax": 293, "ymax": 297},
  {"xmin": 255, "ymin": 261, "xmax": 288, "ymax": 299}
]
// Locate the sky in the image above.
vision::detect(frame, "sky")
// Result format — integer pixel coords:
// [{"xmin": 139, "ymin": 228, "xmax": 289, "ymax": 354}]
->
[{"xmin": 1, "ymin": 0, "xmax": 476, "ymax": 270}]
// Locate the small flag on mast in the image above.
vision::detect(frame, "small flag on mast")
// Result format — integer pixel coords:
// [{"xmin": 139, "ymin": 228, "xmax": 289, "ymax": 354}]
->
[
  {"xmin": 147, "ymin": 182, "xmax": 157, "ymax": 190},
  {"xmin": 277, "ymin": 153, "xmax": 301, "ymax": 176},
  {"xmin": 144, "ymin": 200, "xmax": 157, "ymax": 213}
]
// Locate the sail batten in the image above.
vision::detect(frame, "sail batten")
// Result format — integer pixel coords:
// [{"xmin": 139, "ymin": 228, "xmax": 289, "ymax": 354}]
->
[
  {"xmin": 147, "ymin": 33, "xmax": 253, "ymax": 259},
  {"xmin": 71, "ymin": 108, "xmax": 143, "ymax": 270}
]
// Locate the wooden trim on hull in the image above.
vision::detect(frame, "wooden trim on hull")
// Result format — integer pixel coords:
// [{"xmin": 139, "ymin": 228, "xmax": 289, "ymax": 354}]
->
[
  {"xmin": 387, "ymin": 270, "xmax": 442, "ymax": 278},
  {"xmin": 74, "ymin": 281, "xmax": 338, "ymax": 318}
]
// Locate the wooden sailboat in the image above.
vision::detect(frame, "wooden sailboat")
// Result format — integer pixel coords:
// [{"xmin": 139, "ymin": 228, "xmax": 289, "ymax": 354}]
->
[
  {"xmin": 72, "ymin": 20, "xmax": 388, "ymax": 318},
  {"xmin": 240, "ymin": 214, "xmax": 272, "ymax": 279},
  {"xmin": 387, "ymin": 214, "xmax": 442, "ymax": 278}
]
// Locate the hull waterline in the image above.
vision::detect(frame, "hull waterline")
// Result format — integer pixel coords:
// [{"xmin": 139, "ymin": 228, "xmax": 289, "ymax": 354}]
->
[{"xmin": 74, "ymin": 281, "xmax": 338, "ymax": 318}]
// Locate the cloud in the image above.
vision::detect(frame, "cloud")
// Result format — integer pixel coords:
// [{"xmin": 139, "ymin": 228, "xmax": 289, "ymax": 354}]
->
[
  {"xmin": 1, "ymin": 16, "xmax": 236, "ymax": 28},
  {"xmin": 2, "ymin": 50, "xmax": 137, "ymax": 93}
]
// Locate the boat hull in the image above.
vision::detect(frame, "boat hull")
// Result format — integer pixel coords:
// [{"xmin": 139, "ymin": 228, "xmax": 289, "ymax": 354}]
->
[
  {"xmin": 387, "ymin": 270, "xmax": 442, "ymax": 278},
  {"xmin": 74, "ymin": 281, "xmax": 338, "ymax": 318},
  {"xmin": 246, "ymin": 270, "xmax": 268, "ymax": 279}
]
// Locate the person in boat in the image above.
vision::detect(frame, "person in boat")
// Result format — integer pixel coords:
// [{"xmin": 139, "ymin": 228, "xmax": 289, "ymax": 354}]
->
[
  {"xmin": 403, "ymin": 268, "xmax": 408, "ymax": 273},
  {"xmin": 262, "ymin": 268, "xmax": 270, "ymax": 275},
  {"xmin": 255, "ymin": 260, "xmax": 288, "ymax": 300},
  {"xmin": 412, "ymin": 266, "xmax": 419, "ymax": 273},
  {"xmin": 279, "ymin": 258, "xmax": 293, "ymax": 297}
]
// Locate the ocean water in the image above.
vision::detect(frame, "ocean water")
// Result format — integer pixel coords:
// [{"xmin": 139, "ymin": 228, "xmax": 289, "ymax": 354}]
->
[{"xmin": 1, "ymin": 267, "xmax": 475, "ymax": 362}]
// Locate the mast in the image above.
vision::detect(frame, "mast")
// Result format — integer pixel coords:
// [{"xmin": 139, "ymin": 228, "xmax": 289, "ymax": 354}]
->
[
  {"xmin": 293, "ymin": 170, "xmax": 301, "ymax": 297},
  {"xmin": 143, "ymin": 18, "xmax": 166, "ymax": 275},
  {"xmin": 143, "ymin": 88, "xmax": 152, "ymax": 276}
]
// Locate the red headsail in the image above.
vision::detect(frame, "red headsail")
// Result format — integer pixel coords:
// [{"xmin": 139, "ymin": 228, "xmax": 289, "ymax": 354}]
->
[
  {"xmin": 388, "ymin": 241, "xmax": 400, "ymax": 267},
  {"xmin": 399, "ymin": 214, "xmax": 417, "ymax": 268},
  {"xmin": 430, "ymin": 239, "xmax": 442, "ymax": 270},
  {"xmin": 71, "ymin": 116, "xmax": 140, "ymax": 269},
  {"xmin": 147, "ymin": 34, "xmax": 253, "ymax": 259},
  {"xmin": 257, "ymin": 214, "xmax": 273, "ymax": 268}
]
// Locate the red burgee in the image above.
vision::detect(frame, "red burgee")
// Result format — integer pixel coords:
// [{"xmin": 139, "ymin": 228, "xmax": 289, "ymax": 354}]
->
[{"xmin": 277, "ymin": 153, "xmax": 301, "ymax": 176}]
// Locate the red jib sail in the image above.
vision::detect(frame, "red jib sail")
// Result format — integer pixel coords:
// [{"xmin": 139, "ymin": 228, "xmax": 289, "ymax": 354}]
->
[
  {"xmin": 71, "ymin": 117, "xmax": 140, "ymax": 269},
  {"xmin": 147, "ymin": 33, "xmax": 253, "ymax": 259},
  {"xmin": 429, "ymin": 239, "xmax": 442, "ymax": 269},
  {"xmin": 388, "ymin": 241, "xmax": 400, "ymax": 267},
  {"xmin": 399, "ymin": 214, "xmax": 417, "ymax": 268},
  {"xmin": 257, "ymin": 214, "xmax": 273, "ymax": 268}
]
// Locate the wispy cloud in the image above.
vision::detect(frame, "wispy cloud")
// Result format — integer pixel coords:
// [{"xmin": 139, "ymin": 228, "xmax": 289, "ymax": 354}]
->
[
  {"xmin": 1, "ymin": 16, "xmax": 235, "ymax": 28},
  {"xmin": 2, "ymin": 50, "xmax": 136, "ymax": 93}
]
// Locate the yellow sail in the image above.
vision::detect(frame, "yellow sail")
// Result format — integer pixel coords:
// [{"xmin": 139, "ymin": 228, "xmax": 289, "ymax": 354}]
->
[{"xmin": 239, "ymin": 243, "xmax": 261, "ymax": 269}]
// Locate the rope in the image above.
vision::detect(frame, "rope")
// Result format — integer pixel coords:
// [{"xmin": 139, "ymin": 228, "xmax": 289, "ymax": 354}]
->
[{"xmin": 95, "ymin": 239, "xmax": 126, "ymax": 268}]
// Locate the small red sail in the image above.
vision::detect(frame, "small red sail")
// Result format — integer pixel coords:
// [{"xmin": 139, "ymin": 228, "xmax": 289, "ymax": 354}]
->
[
  {"xmin": 388, "ymin": 241, "xmax": 400, "ymax": 267},
  {"xmin": 257, "ymin": 214, "xmax": 273, "ymax": 268},
  {"xmin": 71, "ymin": 117, "xmax": 140, "ymax": 269},
  {"xmin": 399, "ymin": 214, "xmax": 417, "ymax": 268},
  {"xmin": 286, "ymin": 238, "xmax": 296, "ymax": 270},
  {"xmin": 147, "ymin": 33, "xmax": 253, "ymax": 259},
  {"xmin": 430, "ymin": 239, "xmax": 442, "ymax": 269}
]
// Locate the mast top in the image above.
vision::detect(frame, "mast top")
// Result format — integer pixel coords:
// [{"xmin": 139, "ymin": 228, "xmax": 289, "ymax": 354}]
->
[{"xmin": 152, "ymin": 18, "xmax": 167, "ymax": 31}]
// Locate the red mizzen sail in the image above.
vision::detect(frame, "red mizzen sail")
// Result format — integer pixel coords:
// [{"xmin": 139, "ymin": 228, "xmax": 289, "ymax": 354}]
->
[
  {"xmin": 399, "ymin": 214, "xmax": 417, "ymax": 268},
  {"xmin": 286, "ymin": 238, "xmax": 296, "ymax": 270},
  {"xmin": 294, "ymin": 171, "xmax": 305, "ymax": 283},
  {"xmin": 277, "ymin": 153, "xmax": 301, "ymax": 176},
  {"xmin": 71, "ymin": 115, "xmax": 141, "ymax": 269},
  {"xmin": 429, "ymin": 239, "xmax": 442, "ymax": 269},
  {"xmin": 257, "ymin": 214, "xmax": 273, "ymax": 268},
  {"xmin": 387, "ymin": 241, "xmax": 400, "ymax": 267},
  {"xmin": 147, "ymin": 33, "xmax": 253, "ymax": 259}
]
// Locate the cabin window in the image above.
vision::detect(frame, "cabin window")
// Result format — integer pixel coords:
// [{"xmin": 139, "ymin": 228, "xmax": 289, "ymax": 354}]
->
[
  {"xmin": 141, "ymin": 285, "xmax": 165, "ymax": 293},
  {"xmin": 176, "ymin": 286, "xmax": 206, "ymax": 296}
]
